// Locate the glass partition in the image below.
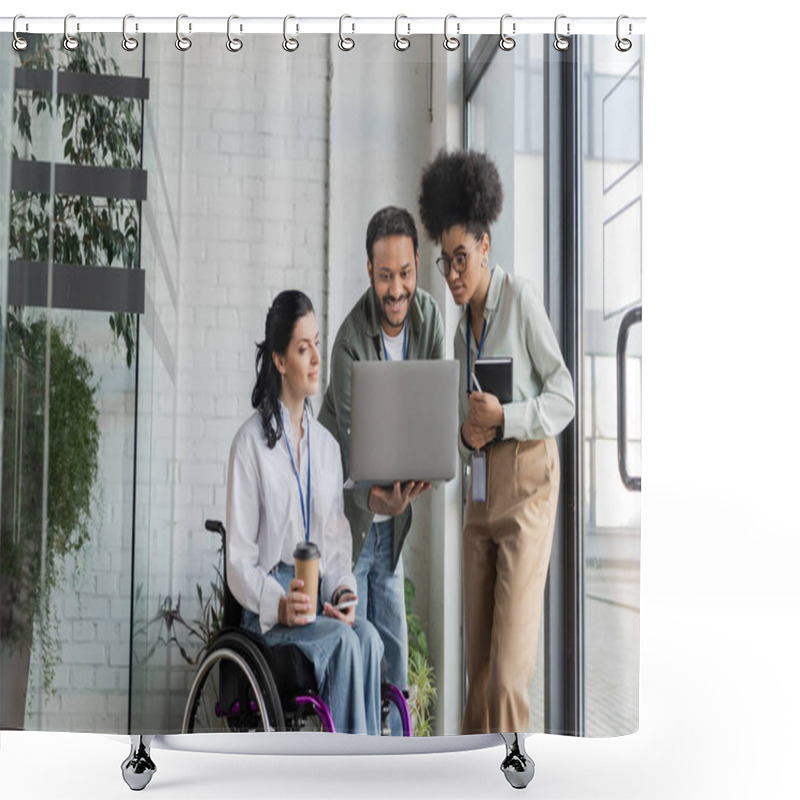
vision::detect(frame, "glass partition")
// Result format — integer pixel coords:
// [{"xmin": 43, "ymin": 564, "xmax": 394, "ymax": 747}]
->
[
  {"xmin": 580, "ymin": 35, "xmax": 642, "ymax": 736},
  {"xmin": 1, "ymin": 33, "xmax": 143, "ymax": 731}
]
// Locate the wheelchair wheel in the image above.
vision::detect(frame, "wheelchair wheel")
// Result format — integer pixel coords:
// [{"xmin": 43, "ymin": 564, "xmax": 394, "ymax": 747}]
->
[
  {"xmin": 381, "ymin": 684, "xmax": 413, "ymax": 736},
  {"xmin": 182, "ymin": 631, "xmax": 285, "ymax": 733}
]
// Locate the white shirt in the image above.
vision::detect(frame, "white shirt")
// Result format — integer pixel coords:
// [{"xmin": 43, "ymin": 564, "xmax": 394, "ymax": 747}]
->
[
  {"xmin": 374, "ymin": 321, "xmax": 407, "ymax": 523},
  {"xmin": 226, "ymin": 403, "xmax": 357, "ymax": 633}
]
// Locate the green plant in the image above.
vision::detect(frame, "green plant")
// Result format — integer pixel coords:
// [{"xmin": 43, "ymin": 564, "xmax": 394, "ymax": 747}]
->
[
  {"xmin": 140, "ymin": 540, "xmax": 225, "ymax": 667},
  {"xmin": 405, "ymin": 577, "xmax": 437, "ymax": 736},
  {"xmin": 9, "ymin": 33, "xmax": 142, "ymax": 367},
  {"xmin": 1, "ymin": 312, "xmax": 100, "ymax": 696}
]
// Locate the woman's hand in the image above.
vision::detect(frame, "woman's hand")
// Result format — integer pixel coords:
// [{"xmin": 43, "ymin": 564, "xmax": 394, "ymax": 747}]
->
[
  {"xmin": 468, "ymin": 391, "xmax": 504, "ymax": 429},
  {"xmin": 278, "ymin": 577, "xmax": 312, "ymax": 626},
  {"xmin": 323, "ymin": 587, "xmax": 358, "ymax": 626}
]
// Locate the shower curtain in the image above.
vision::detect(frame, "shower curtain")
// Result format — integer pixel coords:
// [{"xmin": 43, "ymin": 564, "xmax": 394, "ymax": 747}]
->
[{"xmin": 0, "ymin": 17, "xmax": 643, "ymax": 741}]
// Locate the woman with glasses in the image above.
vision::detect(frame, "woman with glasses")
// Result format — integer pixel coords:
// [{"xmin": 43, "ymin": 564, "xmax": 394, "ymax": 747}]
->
[{"xmin": 418, "ymin": 150, "xmax": 575, "ymax": 734}]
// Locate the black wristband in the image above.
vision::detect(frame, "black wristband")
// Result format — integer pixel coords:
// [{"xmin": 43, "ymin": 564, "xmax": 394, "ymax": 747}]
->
[{"xmin": 331, "ymin": 587, "xmax": 351, "ymax": 607}]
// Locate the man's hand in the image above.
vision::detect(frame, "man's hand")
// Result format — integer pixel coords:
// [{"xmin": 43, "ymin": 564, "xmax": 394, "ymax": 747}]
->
[
  {"xmin": 278, "ymin": 578, "xmax": 312, "ymax": 627},
  {"xmin": 368, "ymin": 480, "xmax": 431, "ymax": 517}
]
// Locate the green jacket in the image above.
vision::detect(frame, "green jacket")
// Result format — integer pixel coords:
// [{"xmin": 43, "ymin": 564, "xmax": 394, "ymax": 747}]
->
[{"xmin": 318, "ymin": 286, "xmax": 445, "ymax": 569}]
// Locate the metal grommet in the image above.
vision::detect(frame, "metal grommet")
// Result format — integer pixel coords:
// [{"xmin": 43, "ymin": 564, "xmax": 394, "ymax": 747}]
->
[
  {"xmin": 175, "ymin": 13, "xmax": 192, "ymax": 51},
  {"xmin": 615, "ymin": 15, "xmax": 633, "ymax": 52},
  {"xmin": 394, "ymin": 14, "xmax": 410, "ymax": 51},
  {"xmin": 283, "ymin": 15, "xmax": 299, "ymax": 52},
  {"xmin": 338, "ymin": 14, "xmax": 355, "ymax": 51},
  {"xmin": 226, "ymin": 14, "xmax": 243, "ymax": 52},
  {"xmin": 553, "ymin": 14, "xmax": 570, "ymax": 52},
  {"xmin": 499, "ymin": 14, "xmax": 516, "ymax": 51},
  {"xmin": 443, "ymin": 14, "xmax": 460, "ymax": 51},
  {"xmin": 12, "ymin": 15, "xmax": 29, "ymax": 52},
  {"xmin": 63, "ymin": 13, "xmax": 79, "ymax": 51},
  {"xmin": 122, "ymin": 14, "xmax": 139, "ymax": 51}
]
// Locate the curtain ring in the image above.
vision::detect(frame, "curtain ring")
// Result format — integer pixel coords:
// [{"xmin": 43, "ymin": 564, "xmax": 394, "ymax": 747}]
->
[
  {"xmin": 338, "ymin": 14, "xmax": 355, "ymax": 51},
  {"xmin": 12, "ymin": 15, "xmax": 29, "ymax": 52},
  {"xmin": 615, "ymin": 15, "xmax": 633, "ymax": 52},
  {"xmin": 553, "ymin": 14, "xmax": 570, "ymax": 51},
  {"xmin": 443, "ymin": 14, "xmax": 460, "ymax": 51},
  {"xmin": 499, "ymin": 14, "xmax": 516, "ymax": 51},
  {"xmin": 122, "ymin": 14, "xmax": 139, "ymax": 52},
  {"xmin": 394, "ymin": 14, "xmax": 410, "ymax": 51},
  {"xmin": 226, "ymin": 14, "xmax": 243, "ymax": 52},
  {"xmin": 283, "ymin": 15, "xmax": 299, "ymax": 52},
  {"xmin": 63, "ymin": 13, "xmax": 80, "ymax": 51},
  {"xmin": 175, "ymin": 14, "xmax": 192, "ymax": 51}
]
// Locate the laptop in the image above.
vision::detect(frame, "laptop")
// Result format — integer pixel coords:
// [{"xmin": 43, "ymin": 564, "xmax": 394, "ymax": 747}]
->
[{"xmin": 346, "ymin": 359, "xmax": 460, "ymax": 488}]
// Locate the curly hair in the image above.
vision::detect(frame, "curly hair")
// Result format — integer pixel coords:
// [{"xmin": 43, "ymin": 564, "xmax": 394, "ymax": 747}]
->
[{"xmin": 417, "ymin": 149, "xmax": 503, "ymax": 243}]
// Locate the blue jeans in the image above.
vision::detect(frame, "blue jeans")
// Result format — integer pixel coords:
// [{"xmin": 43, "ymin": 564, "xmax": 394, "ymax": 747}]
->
[
  {"xmin": 354, "ymin": 519, "xmax": 409, "ymax": 734},
  {"xmin": 241, "ymin": 563, "xmax": 383, "ymax": 735}
]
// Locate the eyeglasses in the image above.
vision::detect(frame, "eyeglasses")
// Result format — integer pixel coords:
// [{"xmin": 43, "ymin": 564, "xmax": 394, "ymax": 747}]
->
[{"xmin": 435, "ymin": 239, "xmax": 482, "ymax": 278}]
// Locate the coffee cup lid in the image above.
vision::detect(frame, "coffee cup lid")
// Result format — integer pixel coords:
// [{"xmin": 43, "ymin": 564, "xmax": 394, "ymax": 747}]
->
[{"xmin": 293, "ymin": 541, "xmax": 320, "ymax": 560}]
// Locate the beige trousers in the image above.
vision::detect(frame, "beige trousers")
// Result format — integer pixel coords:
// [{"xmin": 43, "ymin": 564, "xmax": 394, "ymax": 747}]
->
[{"xmin": 461, "ymin": 437, "xmax": 560, "ymax": 734}]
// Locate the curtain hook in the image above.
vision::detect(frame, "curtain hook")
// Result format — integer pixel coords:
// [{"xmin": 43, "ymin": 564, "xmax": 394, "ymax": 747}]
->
[
  {"xmin": 394, "ymin": 14, "xmax": 410, "ymax": 51},
  {"xmin": 63, "ymin": 13, "xmax": 80, "ymax": 51},
  {"xmin": 12, "ymin": 14, "xmax": 29, "ymax": 52},
  {"xmin": 175, "ymin": 13, "xmax": 192, "ymax": 51},
  {"xmin": 615, "ymin": 15, "xmax": 633, "ymax": 52},
  {"xmin": 226, "ymin": 14, "xmax": 243, "ymax": 52},
  {"xmin": 499, "ymin": 14, "xmax": 516, "ymax": 51},
  {"xmin": 283, "ymin": 15, "xmax": 299, "ymax": 52},
  {"xmin": 338, "ymin": 14, "xmax": 355, "ymax": 51},
  {"xmin": 553, "ymin": 14, "xmax": 570, "ymax": 52},
  {"xmin": 122, "ymin": 14, "xmax": 139, "ymax": 52},
  {"xmin": 443, "ymin": 14, "xmax": 460, "ymax": 51}
]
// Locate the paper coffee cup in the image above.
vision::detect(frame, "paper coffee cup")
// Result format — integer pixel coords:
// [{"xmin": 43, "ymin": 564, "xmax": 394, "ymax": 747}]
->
[{"xmin": 293, "ymin": 541, "xmax": 320, "ymax": 623}]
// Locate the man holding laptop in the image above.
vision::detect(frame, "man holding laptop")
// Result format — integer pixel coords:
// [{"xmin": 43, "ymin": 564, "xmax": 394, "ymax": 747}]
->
[{"xmin": 319, "ymin": 206, "xmax": 445, "ymax": 724}]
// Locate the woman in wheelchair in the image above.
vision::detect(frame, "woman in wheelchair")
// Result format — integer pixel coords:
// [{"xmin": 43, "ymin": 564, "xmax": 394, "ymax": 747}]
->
[{"xmin": 225, "ymin": 289, "xmax": 384, "ymax": 735}]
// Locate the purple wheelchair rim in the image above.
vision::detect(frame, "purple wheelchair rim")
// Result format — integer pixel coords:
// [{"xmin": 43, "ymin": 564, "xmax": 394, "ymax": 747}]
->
[
  {"xmin": 295, "ymin": 694, "xmax": 335, "ymax": 733},
  {"xmin": 382, "ymin": 684, "xmax": 413, "ymax": 737}
]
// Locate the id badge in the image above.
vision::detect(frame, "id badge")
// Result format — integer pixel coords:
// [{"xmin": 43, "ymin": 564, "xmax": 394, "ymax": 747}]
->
[{"xmin": 471, "ymin": 451, "xmax": 486, "ymax": 503}]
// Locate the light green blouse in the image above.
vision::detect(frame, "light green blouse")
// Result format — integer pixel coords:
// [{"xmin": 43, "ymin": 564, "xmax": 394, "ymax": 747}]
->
[{"xmin": 454, "ymin": 265, "xmax": 575, "ymax": 462}]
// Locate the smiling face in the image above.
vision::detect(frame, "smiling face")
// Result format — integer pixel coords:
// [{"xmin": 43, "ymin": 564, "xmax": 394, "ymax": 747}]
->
[
  {"xmin": 439, "ymin": 225, "xmax": 491, "ymax": 308},
  {"xmin": 273, "ymin": 311, "xmax": 321, "ymax": 404},
  {"xmin": 368, "ymin": 234, "xmax": 419, "ymax": 336}
]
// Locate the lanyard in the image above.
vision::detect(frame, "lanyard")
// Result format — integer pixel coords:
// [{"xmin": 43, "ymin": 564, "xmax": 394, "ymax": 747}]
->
[
  {"xmin": 466, "ymin": 268, "xmax": 494, "ymax": 394},
  {"xmin": 380, "ymin": 321, "xmax": 408, "ymax": 362},
  {"xmin": 466, "ymin": 313, "xmax": 488, "ymax": 395},
  {"xmin": 284, "ymin": 405, "xmax": 311, "ymax": 543}
]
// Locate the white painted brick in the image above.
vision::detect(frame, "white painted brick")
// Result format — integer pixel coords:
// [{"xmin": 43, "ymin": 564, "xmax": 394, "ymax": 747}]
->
[
  {"xmin": 179, "ymin": 460, "xmax": 225, "ymax": 486},
  {"xmin": 214, "ymin": 395, "xmax": 238, "ymax": 417},
  {"xmin": 109, "ymin": 644, "xmax": 130, "ymax": 668},
  {"xmin": 60, "ymin": 643, "xmax": 106, "ymax": 666},
  {"xmin": 72, "ymin": 621, "xmax": 97, "ymax": 643}
]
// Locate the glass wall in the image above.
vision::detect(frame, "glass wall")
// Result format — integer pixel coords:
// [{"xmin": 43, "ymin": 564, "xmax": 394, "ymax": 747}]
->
[
  {"xmin": 580, "ymin": 35, "xmax": 642, "ymax": 736},
  {"xmin": 1, "ymin": 33, "xmax": 143, "ymax": 731}
]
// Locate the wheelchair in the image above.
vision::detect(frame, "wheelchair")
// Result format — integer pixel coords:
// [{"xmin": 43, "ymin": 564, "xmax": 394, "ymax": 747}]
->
[{"xmin": 182, "ymin": 520, "xmax": 412, "ymax": 736}]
